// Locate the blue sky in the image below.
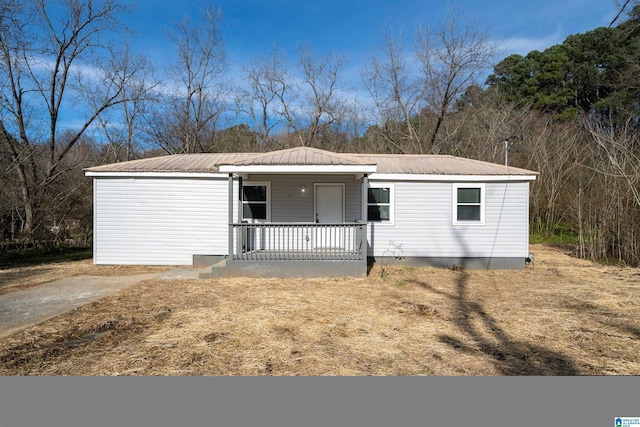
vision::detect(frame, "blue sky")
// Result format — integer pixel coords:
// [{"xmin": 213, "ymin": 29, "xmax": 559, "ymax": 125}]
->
[
  {"xmin": 124, "ymin": 0, "xmax": 619, "ymax": 69},
  {"xmin": 49, "ymin": 0, "xmax": 621, "ymax": 132}
]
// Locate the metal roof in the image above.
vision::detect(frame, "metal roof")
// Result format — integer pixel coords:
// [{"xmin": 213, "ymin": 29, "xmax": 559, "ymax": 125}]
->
[
  {"xmin": 85, "ymin": 153, "xmax": 256, "ymax": 173},
  {"xmin": 85, "ymin": 147, "xmax": 537, "ymax": 176},
  {"xmin": 225, "ymin": 147, "xmax": 375, "ymax": 166},
  {"xmin": 350, "ymin": 154, "xmax": 536, "ymax": 176}
]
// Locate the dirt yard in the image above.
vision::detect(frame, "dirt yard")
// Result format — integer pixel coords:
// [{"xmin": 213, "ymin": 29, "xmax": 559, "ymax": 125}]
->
[{"xmin": 1, "ymin": 244, "xmax": 638, "ymax": 375}]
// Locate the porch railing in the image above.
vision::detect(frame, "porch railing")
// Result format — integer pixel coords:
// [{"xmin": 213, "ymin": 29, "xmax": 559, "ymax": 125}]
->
[{"xmin": 229, "ymin": 223, "xmax": 367, "ymax": 261}]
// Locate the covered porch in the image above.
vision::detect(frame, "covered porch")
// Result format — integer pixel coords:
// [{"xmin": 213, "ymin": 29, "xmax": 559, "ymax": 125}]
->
[
  {"xmin": 212, "ymin": 147, "xmax": 377, "ymax": 277},
  {"xmin": 231, "ymin": 222, "xmax": 367, "ymax": 261}
]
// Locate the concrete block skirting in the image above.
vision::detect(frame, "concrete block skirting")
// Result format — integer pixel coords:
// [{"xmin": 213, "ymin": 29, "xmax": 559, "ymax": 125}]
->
[
  {"xmin": 205, "ymin": 259, "xmax": 368, "ymax": 278},
  {"xmin": 198, "ymin": 256, "xmax": 524, "ymax": 279},
  {"xmin": 371, "ymin": 256, "xmax": 526, "ymax": 270}
]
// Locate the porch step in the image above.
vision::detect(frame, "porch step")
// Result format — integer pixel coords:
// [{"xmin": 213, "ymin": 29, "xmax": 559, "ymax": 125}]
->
[{"xmin": 198, "ymin": 258, "xmax": 227, "ymax": 279}]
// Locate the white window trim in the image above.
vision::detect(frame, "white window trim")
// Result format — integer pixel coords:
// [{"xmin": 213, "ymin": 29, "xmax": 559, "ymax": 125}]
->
[
  {"xmin": 367, "ymin": 183, "xmax": 394, "ymax": 225},
  {"xmin": 452, "ymin": 183, "xmax": 485, "ymax": 226},
  {"xmin": 241, "ymin": 181, "xmax": 271, "ymax": 222}
]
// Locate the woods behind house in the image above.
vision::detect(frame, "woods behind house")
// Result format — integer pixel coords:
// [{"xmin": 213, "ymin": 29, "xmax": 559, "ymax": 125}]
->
[{"xmin": 1, "ymin": 1, "xmax": 638, "ymax": 266}]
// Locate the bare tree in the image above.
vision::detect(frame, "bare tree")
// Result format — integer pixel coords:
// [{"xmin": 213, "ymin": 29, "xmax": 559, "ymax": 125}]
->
[
  {"xmin": 438, "ymin": 87, "xmax": 530, "ymax": 162},
  {"xmin": 585, "ymin": 117, "xmax": 640, "ymax": 208},
  {"xmin": 235, "ymin": 47, "xmax": 289, "ymax": 148},
  {"xmin": 237, "ymin": 44, "xmax": 350, "ymax": 149},
  {"xmin": 362, "ymin": 26, "xmax": 424, "ymax": 153},
  {"xmin": 289, "ymin": 44, "xmax": 348, "ymax": 147},
  {"xmin": 578, "ymin": 116, "xmax": 640, "ymax": 264},
  {"xmin": 415, "ymin": 7, "xmax": 500, "ymax": 153},
  {"xmin": 157, "ymin": 3, "xmax": 228, "ymax": 154},
  {"xmin": 91, "ymin": 49, "xmax": 159, "ymax": 162},
  {"xmin": 0, "ymin": 0, "xmax": 136, "ymax": 239}
]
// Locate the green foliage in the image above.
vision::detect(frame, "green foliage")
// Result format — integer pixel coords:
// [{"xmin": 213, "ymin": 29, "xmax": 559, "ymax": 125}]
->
[
  {"xmin": 487, "ymin": 14, "xmax": 640, "ymax": 125},
  {"xmin": 530, "ymin": 224, "xmax": 580, "ymax": 246}
]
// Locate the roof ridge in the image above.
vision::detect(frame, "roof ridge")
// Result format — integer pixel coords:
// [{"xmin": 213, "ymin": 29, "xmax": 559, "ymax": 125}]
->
[
  {"xmin": 221, "ymin": 146, "xmax": 376, "ymax": 166},
  {"xmin": 350, "ymin": 153, "xmax": 454, "ymax": 158}
]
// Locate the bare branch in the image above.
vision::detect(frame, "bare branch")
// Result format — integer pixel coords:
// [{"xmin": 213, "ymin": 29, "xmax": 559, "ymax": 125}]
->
[
  {"xmin": 161, "ymin": 2, "xmax": 228, "ymax": 153},
  {"xmin": 415, "ymin": 6, "xmax": 500, "ymax": 152},
  {"xmin": 0, "ymin": 0, "xmax": 130, "ymax": 237}
]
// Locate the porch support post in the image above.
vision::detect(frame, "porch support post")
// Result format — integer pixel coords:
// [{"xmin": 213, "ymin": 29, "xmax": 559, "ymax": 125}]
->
[
  {"xmin": 228, "ymin": 173, "xmax": 233, "ymax": 259},
  {"xmin": 361, "ymin": 174, "xmax": 368, "ymax": 264},
  {"xmin": 362, "ymin": 174, "xmax": 368, "ymax": 222}
]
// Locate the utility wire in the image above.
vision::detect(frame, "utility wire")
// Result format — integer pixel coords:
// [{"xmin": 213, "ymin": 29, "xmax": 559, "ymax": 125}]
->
[{"xmin": 609, "ymin": 0, "xmax": 632, "ymax": 28}]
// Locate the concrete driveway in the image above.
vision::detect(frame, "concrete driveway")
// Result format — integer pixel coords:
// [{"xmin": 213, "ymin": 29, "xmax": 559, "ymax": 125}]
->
[{"xmin": 0, "ymin": 268, "xmax": 208, "ymax": 339}]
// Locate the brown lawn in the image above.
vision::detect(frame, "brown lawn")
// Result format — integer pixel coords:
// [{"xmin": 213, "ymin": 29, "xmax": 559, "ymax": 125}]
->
[{"xmin": 0, "ymin": 244, "xmax": 638, "ymax": 376}]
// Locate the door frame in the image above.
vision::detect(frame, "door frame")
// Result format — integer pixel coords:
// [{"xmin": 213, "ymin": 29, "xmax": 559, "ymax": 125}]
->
[{"xmin": 313, "ymin": 183, "xmax": 345, "ymax": 224}]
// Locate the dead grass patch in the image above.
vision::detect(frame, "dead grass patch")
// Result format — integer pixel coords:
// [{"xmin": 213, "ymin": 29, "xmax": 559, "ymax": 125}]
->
[{"xmin": 0, "ymin": 244, "xmax": 638, "ymax": 376}]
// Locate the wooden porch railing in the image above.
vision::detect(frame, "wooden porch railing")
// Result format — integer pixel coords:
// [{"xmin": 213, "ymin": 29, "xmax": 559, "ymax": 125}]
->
[{"xmin": 229, "ymin": 223, "xmax": 367, "ymax": 261}]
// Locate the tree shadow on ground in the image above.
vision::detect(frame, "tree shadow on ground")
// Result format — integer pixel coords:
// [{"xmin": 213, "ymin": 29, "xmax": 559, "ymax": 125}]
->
[
  {"xmin": 0, "ymin": 247, "xmax": 92, "ymax": 269},
  {"xmin": 559, "ymin": 296, "xmax": 640, "ymax": 340},
  {"xmin": 410, "ymin": 273, "xmax": 582, "ymax": 375},
  {"xmin": 0, "ymin": 268, "xmax": 56, "ymax": 294}
]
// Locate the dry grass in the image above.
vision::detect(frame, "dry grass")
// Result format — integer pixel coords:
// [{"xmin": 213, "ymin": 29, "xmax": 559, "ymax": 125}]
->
[
  {"xmin": 0, "ymin": 260, "xmax": 171, "ymax": 295},
  {"xmin": 0, "ymin": 244, "xmax": 638, "ymax": 376}
]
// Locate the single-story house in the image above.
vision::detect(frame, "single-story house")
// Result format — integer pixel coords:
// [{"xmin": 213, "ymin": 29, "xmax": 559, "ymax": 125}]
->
[{"xmin": 85, "ymin": 146, "xmax": 538, "ymax": 277}]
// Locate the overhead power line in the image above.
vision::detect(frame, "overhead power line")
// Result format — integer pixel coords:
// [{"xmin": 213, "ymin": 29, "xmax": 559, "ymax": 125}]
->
[{"xmin": 609, "ymin": 0, "xmax": 633, "ymax": 28}]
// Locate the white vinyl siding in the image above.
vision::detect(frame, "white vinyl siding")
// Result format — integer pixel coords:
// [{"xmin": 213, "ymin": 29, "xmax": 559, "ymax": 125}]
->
[
  {"xmin": 246, "ymin": 174, "xmax": 362, "ymax": 223},
  {"xmin": 367, "ymin": 180, "xmax": 530, "ymax": 258},
  {"xmin": 94, "ymin": 177, "xmax": 228, "ymax": 265},
  {"xmin": 93, "ymin": 173, "xmax": 530, "ymax": 265}
]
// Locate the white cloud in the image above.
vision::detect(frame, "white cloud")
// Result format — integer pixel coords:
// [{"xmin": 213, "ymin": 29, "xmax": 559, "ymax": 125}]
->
[{"xmin": 501, "ymin": 32, "xmax": 565, "ymax": 56}]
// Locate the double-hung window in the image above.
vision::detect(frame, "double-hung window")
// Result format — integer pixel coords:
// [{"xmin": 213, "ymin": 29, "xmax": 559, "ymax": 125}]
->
[
  {"xmin": 241, "ymin": 181, "xmax": 270, "ymax": 221},
  {"xmin": 367, "ymin": 184, "xmax": 393, "ymax": 223},
  {"xmin": 453, "ymin": 183, "xmax": 485, "ymax": 225}
]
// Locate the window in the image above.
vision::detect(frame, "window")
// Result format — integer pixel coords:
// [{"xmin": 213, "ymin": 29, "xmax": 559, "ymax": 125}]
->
[
  {"xmin": 453, "ymin": 184, "xmax": 485, "ymax": 225},
  {"xmin": 242, "ymin": 182, "xmax": 270, "ymax": 221},
  {"xmin": 367, "ymin": 184, "xmax": 393, "ymax": 223}
]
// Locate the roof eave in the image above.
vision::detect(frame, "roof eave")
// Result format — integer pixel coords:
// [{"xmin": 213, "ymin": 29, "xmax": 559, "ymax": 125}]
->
[
  {"xmin": 369, "ymin": 173, "xmax": 537, "ymax": 181},
  {"xmin": 218, "ymin": 165, "xmax": 378, "ymax": 174},
  {"xmin": 85, "ymin": 171, "xmax": 227, "ymax": 178}
]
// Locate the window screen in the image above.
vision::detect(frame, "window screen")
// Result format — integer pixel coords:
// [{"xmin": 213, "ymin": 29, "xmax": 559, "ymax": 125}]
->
[
  {"xmin": 456, "ymin": 188, "xmax": 481, "ymax": 222},
  {"xmin": 242, "ymin": 185, "xmax": 268, "ymax": 220},
  {"xmin": 367, "ymin": 187, "xmax": 391, "ymax": 221}
]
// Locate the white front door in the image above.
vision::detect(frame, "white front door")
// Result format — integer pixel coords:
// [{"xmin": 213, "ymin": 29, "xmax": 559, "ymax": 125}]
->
[{"xmin": 315, "ymin": 184, "xmax": 345, "ymax": 248}]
